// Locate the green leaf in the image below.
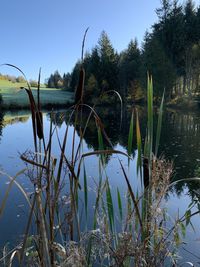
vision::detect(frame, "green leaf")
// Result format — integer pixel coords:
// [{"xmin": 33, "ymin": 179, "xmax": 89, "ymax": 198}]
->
[
  {"xmin": 128, "ymin": 111, "xmax": 134, "ymax": 156},
  {"xmin": 185, "ymin": 209, "xmax": 191, "ymax": 226},
  {"xmin": 97, "ymin": 126, "xmax": 104, "ymax": 151},
  {"xmin": 106, "ymin": 180, "xmax": 114, "ymax": 233},
  {"xmin": 83, "ymin": 163, "xmax": 88, "ymax": 220},
  {"xmin": 146, "ymin": 74, "xmax": 153, "ymax": 161},
  {"xmin": 117, "ymin": 188, "xmax": 122, "ymax": 221},
  {"xmin": 136, "ymin": 110, "xmax": 142, "ymax": 176},
  {"xmin": 97, "ymin": 126, "xmax": 105, "ymax": 165},
  {"xmin": 174, "ymin": 231, "xmax": 180, "ymax": 246},
  {"xmin": 155, "ymin": 89, "xmax": 165, "ymax": 157},
  {"xmin": 180, "ymin": 222, "xmax": 186, "ymax": 238}
]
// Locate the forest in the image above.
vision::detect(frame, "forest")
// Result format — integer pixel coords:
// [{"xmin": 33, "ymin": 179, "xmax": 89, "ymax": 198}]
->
[{"xmin": 47, "ymin": 0, "xmax": 200, "ymax": 105}]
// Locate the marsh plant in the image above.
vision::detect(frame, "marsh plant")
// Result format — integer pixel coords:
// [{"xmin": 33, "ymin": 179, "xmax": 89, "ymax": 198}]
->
[{"xmin": 0, "ymin": 41, "xmax": 199, "ymax": 266}]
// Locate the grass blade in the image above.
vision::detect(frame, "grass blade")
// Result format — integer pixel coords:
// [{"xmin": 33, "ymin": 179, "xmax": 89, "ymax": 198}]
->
[
  {"xmin": 106, "ymin": 179, "xmax": 114, "ymax": 233},
  {"xmin": 136, "ymin": 109, "xmax": 142, "ymax": 176},
  {"xmin": 146, "ymin": 74, "xmax": 153, "ymax": 161},
  {"xmin": 128, "ymin": 110, "xmax": 134, "ymax": 156},
  {"xmin": 155, "ymin": 90, "xmax": 165, "ymax": 157},
  {"xmin": 97, "ymin": 126, "xmax": 105, "ymax": 165},
  {"xmin": 117, "ymin": 188, "xmax": 122, "ymax": 221},
  {"xmin": 83, "ymin": 162, "xmax": 88, "ymax": 220}
]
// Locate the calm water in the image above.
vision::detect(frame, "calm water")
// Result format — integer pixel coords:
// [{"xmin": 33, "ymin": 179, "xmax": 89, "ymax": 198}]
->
[{"xmin": 0, "ymin": 107, "xmax": 200, "ymax": 265}]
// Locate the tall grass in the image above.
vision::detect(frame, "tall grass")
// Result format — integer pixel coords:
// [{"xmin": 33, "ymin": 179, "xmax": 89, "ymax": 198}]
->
[{"xmin": 0, "ymin": 60, "xmax": 199, "ymax": 266}]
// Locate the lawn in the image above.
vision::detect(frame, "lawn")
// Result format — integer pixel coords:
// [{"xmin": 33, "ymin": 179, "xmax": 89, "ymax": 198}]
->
[{"xmin": 0, "ymin": 80, "xmax": 74, "ymax": 109}]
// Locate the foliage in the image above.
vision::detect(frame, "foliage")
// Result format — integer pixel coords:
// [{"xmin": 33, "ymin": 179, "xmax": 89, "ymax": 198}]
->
[
  {"xmin": 118, "ymin": 39, "xmax": 141, "ymax": 100},
  {"xmin": 0, "ymin": 73, "xmax": 26, "ymax": 83},
  {"xmin": 29, "ymin": 79, "xmax": 38, "ymax": 87},
  {"xmin": 47, "ymin": 70, "xmax": 64, "ymax": 89},
  {"xmin": 66, "ymin": 0, "xmax": 200, "ymax": 103}
]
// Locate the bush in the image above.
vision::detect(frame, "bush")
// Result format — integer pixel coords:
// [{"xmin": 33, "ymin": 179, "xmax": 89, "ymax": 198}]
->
[{"xmin": 29, "ymin": 80, "xmax": 38, "ymax": 87}]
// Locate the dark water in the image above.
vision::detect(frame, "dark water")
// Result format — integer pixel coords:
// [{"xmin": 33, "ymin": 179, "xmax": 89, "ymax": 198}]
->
[{"xmin": 0, "ymin": 107, "xmax": 200, "ymax": 265}]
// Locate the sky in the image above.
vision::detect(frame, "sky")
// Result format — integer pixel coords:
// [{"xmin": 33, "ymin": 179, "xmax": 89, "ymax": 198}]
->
[{"xmin": 1, "ymin": 0, "xmax": 199, "ymax": 81}]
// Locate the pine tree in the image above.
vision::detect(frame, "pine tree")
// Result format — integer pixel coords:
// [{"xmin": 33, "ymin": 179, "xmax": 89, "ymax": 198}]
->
[{"xmin": 97, "ymin": 31, "xmax": 119, "ymax": 92}]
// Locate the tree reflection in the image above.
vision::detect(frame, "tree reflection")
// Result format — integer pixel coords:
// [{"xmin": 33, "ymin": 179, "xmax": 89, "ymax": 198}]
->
[{"xmin": 46, "ymin": 106, "xmax": 200, "ymax": 201}]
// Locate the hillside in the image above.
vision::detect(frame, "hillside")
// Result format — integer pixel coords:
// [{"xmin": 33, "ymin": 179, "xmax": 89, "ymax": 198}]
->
[{"xmin": 0, "ymin": 79, "xmax": 74, "ymax": 109}]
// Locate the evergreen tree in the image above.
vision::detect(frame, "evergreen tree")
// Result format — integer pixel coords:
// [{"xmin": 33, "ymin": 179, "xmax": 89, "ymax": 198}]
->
[
  {"xmin": 184, "ymin": 0, "xmax": 197, "ymax": 94},
  {"xmin": 118, "ymin": 39, "xmax": 141, "ymax": 99},
  {"xmin": 63, "ymin": 73, "xmax": 71, "ymax": 90},
  {"xmin": 142, "ymin": 32, "xmax": 176, "ymax": 98},
  {"xmin": 48, "ymin": 74, "xmax": 55, "ymax": 88},
  {"xmin": 70, "ymin": 61, "xmax": 82, "ymax": 91},
  {"xmin": 97, "ymin": 31, "xmax": 119, "ymax": 92}
]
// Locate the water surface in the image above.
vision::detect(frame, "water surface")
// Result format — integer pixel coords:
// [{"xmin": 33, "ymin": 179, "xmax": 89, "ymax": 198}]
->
[{"xmin": 0, "ymin": 107, "xmax": 200, "ymax": 264}]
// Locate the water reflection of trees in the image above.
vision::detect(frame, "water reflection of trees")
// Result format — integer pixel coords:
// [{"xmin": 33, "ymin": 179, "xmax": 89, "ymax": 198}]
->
[
  {"xmin": 159, "ymin": 110, "xmax": 200, "ymax": 199},
  {"xmin": 3, "ymin": 115, "xmax": 30, "ymax": 126},
  {"xmin": 47, "ymin": 106, "xmax": 137, "ymax": 157},
  {"xmin": 47, "ymin": 107, "xmax": 200, "ymax": 200},
  {"xmin": 0, "ymin": 110, "xmax": 31, "ymax": 142}
]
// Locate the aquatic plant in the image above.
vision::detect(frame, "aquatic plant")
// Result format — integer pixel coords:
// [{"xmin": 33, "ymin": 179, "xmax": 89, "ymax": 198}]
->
[{"xmin": 0, "ymin": 34, "xmax": 199, "ymax": 267}]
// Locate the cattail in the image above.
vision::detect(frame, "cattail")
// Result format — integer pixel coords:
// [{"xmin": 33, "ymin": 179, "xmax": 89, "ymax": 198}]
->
[
  {"xmin": 25, "ymin": 88, "xmax": 37, "ymax": 147},
  {"xmin": 36, "ymin": 110, "xmax": 43, "ymax": 139},
  {"xmin": 74, "ymin": 67, "xmax": 85, "ymax": 104}
]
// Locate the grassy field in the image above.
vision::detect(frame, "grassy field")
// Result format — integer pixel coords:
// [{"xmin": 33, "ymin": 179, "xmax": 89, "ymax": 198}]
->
[{"xmin": 0, "ymin": 79, "xmax": 74, "ymax": 109}]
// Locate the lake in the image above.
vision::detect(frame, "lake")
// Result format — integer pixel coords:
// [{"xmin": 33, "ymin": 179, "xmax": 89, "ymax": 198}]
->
[{"xmin": 0, "ymin": 106, "xmax": 200, "ymax": 265}]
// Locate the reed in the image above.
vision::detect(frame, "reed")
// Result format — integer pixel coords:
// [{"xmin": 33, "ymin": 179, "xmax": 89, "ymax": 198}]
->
[{"xmin": 0, "ymin": 50, "xmax": 199, "ymax": 267}]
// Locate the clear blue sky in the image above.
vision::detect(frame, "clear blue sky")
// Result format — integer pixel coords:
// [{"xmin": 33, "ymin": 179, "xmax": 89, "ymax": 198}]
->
[{"xmin": 1, "ymin": 0, "xmax": 199, "ymax": 81}]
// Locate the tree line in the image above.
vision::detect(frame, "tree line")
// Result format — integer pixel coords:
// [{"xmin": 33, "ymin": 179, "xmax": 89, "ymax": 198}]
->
[
  {"xmin": 47, "ymin": 0, "xmax": 200, "ymax": 102},
  {"xmin": 0, "ymin": 74, "xmax": 26, "ymax": 83},
  {"xmin": 0, "ymin": 73, "xmax": 40, "ymax": 87},
  {"xmin": 47, "ymin": 71, "xmax": 71, "ymax": 90}
]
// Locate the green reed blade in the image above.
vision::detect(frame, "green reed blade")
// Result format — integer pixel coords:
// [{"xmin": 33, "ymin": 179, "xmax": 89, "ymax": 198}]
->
[
  {"xmin": 97, "ymin": 126, "xmax": 105, "ymax": 165},
  {"xmin": 106, "ymin": 179, "xmax": 114, "ymax": 233},
  {"xmin": 128, "ymin": 110, "xmax": 134, "ymax": 156},
  {"xmin": 83, "ymin": 163, "xmax": 88, "ymax": 220},
  {"xmin": 98, "ymin": 126, "xmax": 104, "ymax": 151},
  {"xmin": 117, "ymin": 187, "xmax": 122, "ymax": 221},
  {"xmin": 146, "ymin": 74, "xmax": 153, "ymax": 161},
  {"xmin": 136, "ymin": 110, "xmax": 142, "ymax": 175},
  {"xmin": 93, "ymin": 172, "xmax": 103, "ymax": 230},
  {"xmin": 155, "ymin": 90, "xmax": 165, "ymax": 157}
]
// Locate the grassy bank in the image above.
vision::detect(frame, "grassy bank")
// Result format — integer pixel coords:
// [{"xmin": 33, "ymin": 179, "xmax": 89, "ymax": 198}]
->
[{"xmin": 0, "ymin": 79, "xmax": 74, "ymax": 109}]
